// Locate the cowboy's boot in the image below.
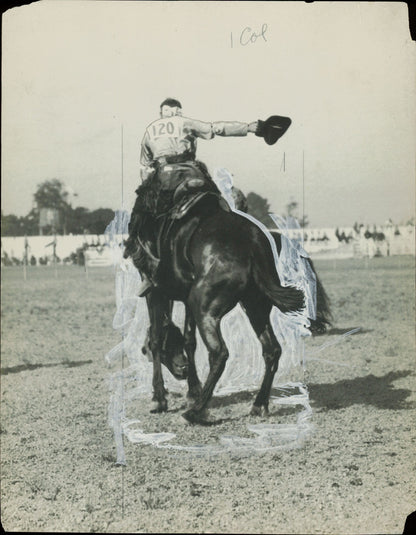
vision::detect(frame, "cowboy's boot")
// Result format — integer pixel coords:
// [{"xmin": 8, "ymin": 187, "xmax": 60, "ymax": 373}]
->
[
  {"xmin": 123, "ymin": 235, "xmax": 136, "ymax": 259},
  {"xmin": 137, "ymin": 274, "xmax": 153, "ymax": 297},
  {"xmin": 123, "ymin": 210, "xmax": 141, "ymax": 259},
  {"xmin": 134, "ymin": 248, "xmax": 160, "ymax": 297}
]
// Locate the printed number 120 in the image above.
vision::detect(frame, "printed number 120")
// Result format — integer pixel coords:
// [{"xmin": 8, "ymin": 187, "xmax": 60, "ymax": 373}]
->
[{"xmin": 152, "ymin": 121, "xmax": 175, "ymax": 137}]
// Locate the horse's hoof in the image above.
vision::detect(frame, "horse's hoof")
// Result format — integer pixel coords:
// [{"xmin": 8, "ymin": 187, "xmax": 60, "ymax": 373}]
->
[
  {"xmin": 150, "ymin": 400, "xmax": 168, "ymax": 413},
  {"xmin": 182, "ymin": 408, "xmax": 211, "ymax": 425},
  {"xmin": 182, "ymin": 408, "xmax": 200, "ymax": 424},
  {"xmin": 250, "ymin": 405, "xmax": 262, "ymax": 417},
  {"xmin": 250, "ymin": 404, "xmax": 269, "ymax": 417}
]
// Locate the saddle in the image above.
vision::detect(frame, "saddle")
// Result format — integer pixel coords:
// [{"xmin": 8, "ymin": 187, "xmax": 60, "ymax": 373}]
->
[
  {"xmin": 134, "ymin": 174, "xmax": 229, "ymax": 281},
  {"xmin": 170, "ymin": 178, "xmax": 230, "ymax": 219},
  {"xmin": 155, "ymin": 177, "xmax": 228, "ymax": 256}
]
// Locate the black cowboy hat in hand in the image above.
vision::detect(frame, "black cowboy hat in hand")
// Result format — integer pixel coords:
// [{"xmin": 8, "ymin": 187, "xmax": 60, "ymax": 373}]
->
[{"xmin": 255, "ymin": 115, "xmax": 292, "ymax": 145}]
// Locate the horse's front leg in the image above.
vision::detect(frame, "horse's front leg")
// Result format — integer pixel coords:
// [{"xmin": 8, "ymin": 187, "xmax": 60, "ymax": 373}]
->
[
  {"xmin": 146, "ymin": 290, "xmax": 169, "ymax": 413},
  {"xmin": 150, "ymin": 349, "xmax": 168, "ymax": 413},
  {"xmin": 184, "ymin": 306, "xmax": 201, "ymax": 405}
]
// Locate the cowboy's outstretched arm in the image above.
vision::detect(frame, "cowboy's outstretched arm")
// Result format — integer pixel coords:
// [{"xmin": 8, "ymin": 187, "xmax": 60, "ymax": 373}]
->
[
  {"xmin": 184, "ymin": 118, "xmax": 258, "ymax": 139},
  {"xmin": 212, "ymin": 121, "xmax": 258, "ymax": 136}
]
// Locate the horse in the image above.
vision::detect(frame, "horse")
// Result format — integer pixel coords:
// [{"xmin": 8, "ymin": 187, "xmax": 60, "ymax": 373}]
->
[{"xmin": 129, "ymin": 191, "xmax": 331, "ymax": 424}]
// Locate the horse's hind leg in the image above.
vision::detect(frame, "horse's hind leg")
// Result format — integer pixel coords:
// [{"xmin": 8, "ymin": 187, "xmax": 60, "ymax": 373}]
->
[
  {"xmin": 182, "ymin": 294, "xmax": 230, "ymax": 423},
  {"xmin": 251, "ymin": 322, "xmax": 282, "ymax": 416},
  {"xmin": 183, "ymin": 306, "xmax": 202, "ymax": 404},
  {"xmin": 242, "ymin": 298, "xmax": 282, "ymax": 416}
]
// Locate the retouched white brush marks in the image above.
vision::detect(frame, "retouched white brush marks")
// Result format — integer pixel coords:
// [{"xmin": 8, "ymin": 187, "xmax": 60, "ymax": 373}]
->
[{"xmin": 104, "ymin": 169, "xmax": 318, "ymax": 462}]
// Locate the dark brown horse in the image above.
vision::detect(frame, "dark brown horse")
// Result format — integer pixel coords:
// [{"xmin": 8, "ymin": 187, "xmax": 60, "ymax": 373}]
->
[{"xmin": 128, "ymin": 193, "xmax": 331, "ymax": 424}]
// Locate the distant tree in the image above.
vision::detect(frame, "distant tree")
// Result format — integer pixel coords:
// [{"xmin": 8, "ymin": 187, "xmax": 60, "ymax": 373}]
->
[
  {"xmin": 284, "ymin": 199, "xmax": 309, "ymax": 228},
  {"xmin": 286, "ymin": 200, "xmax": 298, "ymax": 218},
  {"xmin": 1, "ymin": 210, "xmax": 39, "ymax": 236},
  {"xmin": 66, "ymin": 207, "xmax": 90, "ymax": 234},
  {"xmin": 246, "ymin": 192, "xmax": 273, "ymax": 227},
  {"xmin": 1, "ymin": 213, "xmax": 21, "ymax": 236},
  {"xmin": 64, "ymin": 207, "xmax": 115, "ymax": 235},
  {"xmin": 87, "ymin": 208, "xmax": 115, "ymax": 235},
  {"xmin": 1, "ymin": 204, "xmax": 116, "ymax": 237},
  {"xmin": 21, "ymin": 209, "xmax": 41, "ymax": 236},
  {"xmin": 34, "ymin": 179, "xmax": 70, "ymax": 210},
  {"xmin": 34, "ymin": 179, "xmax": 71, "ymax": 234}
]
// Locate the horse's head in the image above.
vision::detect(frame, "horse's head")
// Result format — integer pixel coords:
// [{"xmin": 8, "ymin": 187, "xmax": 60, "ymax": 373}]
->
[{"xmin": 142, "ymin": 323, "xmax": 188, "ymax": 380}]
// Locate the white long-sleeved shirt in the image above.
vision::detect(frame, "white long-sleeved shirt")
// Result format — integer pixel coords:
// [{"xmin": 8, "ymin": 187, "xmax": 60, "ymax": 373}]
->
[{"xmin": 140, "ymin": 115, "xmax": 249, "ymax": 167}]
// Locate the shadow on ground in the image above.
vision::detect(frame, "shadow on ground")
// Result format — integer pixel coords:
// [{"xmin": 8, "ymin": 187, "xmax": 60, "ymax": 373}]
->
[
  {"xmin": 191, "ymin": 370, "xmax": 414, "ymax": 414},
  {"xmin": 209, "ymin": 390, "xmax": 255, "ymax": 409},
  {"xmin": 1, "ymin": 359, "xmax": 93, "ymax": 375},
  {"xmin": 309, "ymin": 370, "xmax": 414, "ymax": 411}
]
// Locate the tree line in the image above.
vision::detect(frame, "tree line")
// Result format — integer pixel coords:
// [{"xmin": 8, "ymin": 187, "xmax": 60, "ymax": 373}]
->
[
  {"xmin": 1, "ymin": 179, "xmax": 307, "ymax": 237},
  {"xmin": 1, "ymin": 179, "xmax": 115, "ymax": 236}
]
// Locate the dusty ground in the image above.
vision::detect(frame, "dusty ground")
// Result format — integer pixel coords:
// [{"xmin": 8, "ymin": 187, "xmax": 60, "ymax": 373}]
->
[{"xmin": 1, "ymin": 256, "xmax": 415, "ymax": 534}]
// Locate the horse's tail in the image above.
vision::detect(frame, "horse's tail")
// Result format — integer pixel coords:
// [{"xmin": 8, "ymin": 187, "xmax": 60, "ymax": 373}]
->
[
  {"xmin": 252, "ymin": 243, "xmax": 305, "ymax": 314},
  {"xmin": 307, "ymin": 257, "xmax": 333, "ymax": 334}
]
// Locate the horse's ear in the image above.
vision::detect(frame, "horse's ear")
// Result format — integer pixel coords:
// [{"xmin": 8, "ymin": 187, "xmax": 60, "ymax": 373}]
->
[{"xmin": 256, "ymin": 115, "xmax": 292, "ymax": 145}]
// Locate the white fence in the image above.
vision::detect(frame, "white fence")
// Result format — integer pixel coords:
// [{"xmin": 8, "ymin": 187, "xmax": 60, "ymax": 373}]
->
[
  {"xmin": 0, "ymin": 234, "xmax": 126, "ymax": 266},
  {"xmin": 278, "ymin": 225, "xmax": 415, "ymax": 259},
  {"xmin": 1, "ymin": 225, "xmax": 414, "ymax": 266}
]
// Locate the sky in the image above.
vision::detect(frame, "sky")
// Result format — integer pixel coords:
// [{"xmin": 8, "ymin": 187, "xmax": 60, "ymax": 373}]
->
[{"xmin": 2, "ymin": 1, "xmax": 415, "ymax": 228}]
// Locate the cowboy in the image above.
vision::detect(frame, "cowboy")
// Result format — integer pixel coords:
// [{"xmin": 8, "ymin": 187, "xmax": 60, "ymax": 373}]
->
[
  {"xmin": 124, "ymin": 98, "xmax": 291, "ymax": 295},
  {"xmin": 139, "ymin": 97, "xmax": 259, "ymax": 178}
]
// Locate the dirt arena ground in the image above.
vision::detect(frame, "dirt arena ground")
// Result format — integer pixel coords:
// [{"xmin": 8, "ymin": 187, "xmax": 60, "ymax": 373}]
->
[{"xmin": 1, "ymin": 256, "xmax": 415, "ymax": 534}]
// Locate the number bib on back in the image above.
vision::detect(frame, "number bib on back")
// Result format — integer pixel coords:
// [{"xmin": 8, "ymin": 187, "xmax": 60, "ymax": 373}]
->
[
  {"xmin": 147, "ymin": 117, "xmax": 181, "ymax": 141},
  {"xmin": 145, "ymin": 116, "xmax": 187, "ymax": 158}
]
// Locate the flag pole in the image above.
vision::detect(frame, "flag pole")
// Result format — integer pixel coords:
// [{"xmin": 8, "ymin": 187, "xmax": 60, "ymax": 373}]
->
[
  {"xmin": 83, "ymin": 230, "xmax": 89, "ymax": 278},
  {"xmin": 53, "ymin": 231, "xmax": 58, "ymax": 278},
  {"xmin": 23, "ymin": 235, "xmax": 28, "ymax": 281}
]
